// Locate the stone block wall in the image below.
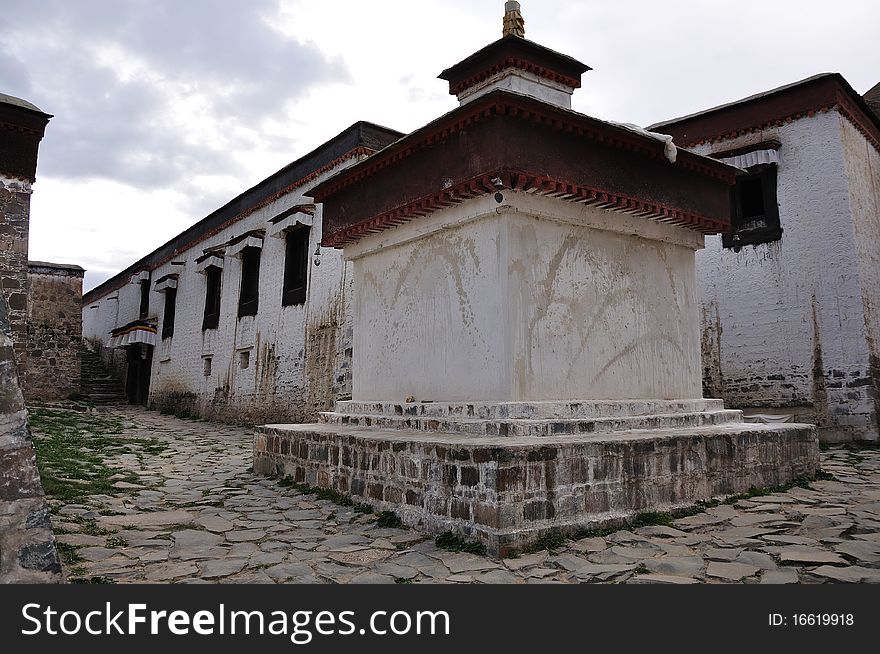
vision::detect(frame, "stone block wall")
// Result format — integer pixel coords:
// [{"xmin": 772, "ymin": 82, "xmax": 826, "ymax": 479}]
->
[
  {"xmin": 25, "ymin": 262, "xmax": 85, "ymax": 401},
  {"xmin": 0, "ymin": 294, "xmax": 61, "ymax": 583},
  {"xmin": 0, "ymin": 175, "xmax": 31, "ymax": 378},
  {"xmin": 254, "ymin": 421, "xmax": 819, "ymax": 556}
]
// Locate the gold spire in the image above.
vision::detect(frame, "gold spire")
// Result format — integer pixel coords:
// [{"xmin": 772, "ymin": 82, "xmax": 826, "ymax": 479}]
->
[{"xmin": 502, "ymin": 1, "xmax": 525, "ymax": 38}]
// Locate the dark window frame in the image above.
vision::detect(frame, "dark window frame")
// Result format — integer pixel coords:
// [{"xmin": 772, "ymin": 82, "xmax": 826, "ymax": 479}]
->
[
  {"xmin": 238, "ymin": 246, "xmax": 261, "ymax": 318},
  {"xmin": 202, "ymin": 266, "xmax": 222, "ymax": 330},
  {"xmin": 722, "ymin": 163, "xmax": 782, "ymax": 250},
  {"xmin": 138, "ymin": 279, "xmax": 150, "ymax": 319},
  {"xmin": 282, "ymin": 225, "xmax": 311, "ymax": 307},
  {"xmin": 161, "ymin": 287, "xmax": 177, "ymax": 340}
]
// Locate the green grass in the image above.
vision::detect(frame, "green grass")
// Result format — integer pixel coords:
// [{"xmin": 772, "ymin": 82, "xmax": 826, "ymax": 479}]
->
[
  {"xmin": 28, "ymin": 406, "xmax": 168, "ymax": 503},
  {"xmin": 376, "ymin": 511, "xmax": 405, "ymax": 529},
  {"xmin": 516, "ymin": 475, "xmax": 823, "ymax": 555},
  {"xmin": 435, "ymin": 532, "xmax": 487, "ymax": 556},
  {"xmin": 276, "ymin": 476, "xmax": 374, "ymax": 514}
]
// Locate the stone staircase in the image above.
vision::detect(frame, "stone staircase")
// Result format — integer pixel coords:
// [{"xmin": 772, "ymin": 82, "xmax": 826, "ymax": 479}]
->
[
  {"xmin": 80, "ymin": 347, "xmax": 127, "ymax": 405},
  {"xmin": 318, "ymin": 399, "xmax": 743, "ymax": 438}
]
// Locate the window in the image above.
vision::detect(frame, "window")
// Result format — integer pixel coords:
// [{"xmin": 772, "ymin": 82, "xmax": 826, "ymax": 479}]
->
[
  {"xmin": 238, "ymin": 246, "xmax": 261, "ymax": 318},
  {"xmin": 723, "ymin": 164, "xmax": 782, "ymax": 250},
  {"xmin": 139, "ymin": 279, "xmax": 150, "ymax": 319},
  {"xmin": 239, "ymin": 350, "xmax": 250, "ymax": 370},
  {"xmin": 203, "ymin": 357, "xmax": 212, "ymax": 377},
  {"xmin": 203, "ymin": 266, "xmax": 222, "ymax": 330},
  {"xmin": 161, "ymin": 287, "xmax": 177, "ymax": 340},
  {"xmin": 282, "ymin": 226, "xmax": 310, "ymax": 306}
]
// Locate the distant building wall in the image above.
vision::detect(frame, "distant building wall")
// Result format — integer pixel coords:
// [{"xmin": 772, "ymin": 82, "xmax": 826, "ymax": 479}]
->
[
  {"xmin": 25, "ymin": 262, "xmax": 84, "ymax": 401},
  {"xmin": 82, "ymin": 123, "xmax": 402, "ymax": 423}
]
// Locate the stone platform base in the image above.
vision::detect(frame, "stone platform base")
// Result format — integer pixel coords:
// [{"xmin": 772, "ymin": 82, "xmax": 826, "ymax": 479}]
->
[{"xmin": 254, "ymin": 402, "xmax": 818, "ymax": 557}]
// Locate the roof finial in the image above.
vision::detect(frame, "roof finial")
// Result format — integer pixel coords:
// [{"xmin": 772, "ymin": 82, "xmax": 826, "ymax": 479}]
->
[{"xmin": 503, "ymin": 1, "xmax": 525, "ymax": 38}]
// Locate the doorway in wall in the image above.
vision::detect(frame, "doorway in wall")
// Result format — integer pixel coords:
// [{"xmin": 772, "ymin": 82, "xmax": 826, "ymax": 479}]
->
[{"xmin": 125, "ymin": 344, "xmax": 153, "ymax": 405}]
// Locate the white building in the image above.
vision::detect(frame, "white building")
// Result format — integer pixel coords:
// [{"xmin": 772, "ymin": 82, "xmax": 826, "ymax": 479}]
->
[
  {"xmin": 82, "ymin": 122, "xmax": 403, "ymax": 424},
  {"xmin": 651, "ymin": 73, "xmax": 880, "ymax": 442}
]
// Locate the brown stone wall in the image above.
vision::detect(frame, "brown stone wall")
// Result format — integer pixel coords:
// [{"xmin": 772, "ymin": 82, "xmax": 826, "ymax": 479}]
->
[
  {"xmin": 0, "ymin": 294, "xmax": 61, "ymax": 583},
  {"xmin": 254, "ymin": 423, "xmax": 819, "ymax": 556},
  {"xmin": 25, "ymin": 263, "xmax": 85, "ymax": 401}
]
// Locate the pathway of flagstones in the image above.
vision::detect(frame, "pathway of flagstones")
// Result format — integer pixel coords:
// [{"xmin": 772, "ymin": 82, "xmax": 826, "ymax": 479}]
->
[{"xmin": 37, "ymin": 406, "xmax": 880, "ymax": 584}]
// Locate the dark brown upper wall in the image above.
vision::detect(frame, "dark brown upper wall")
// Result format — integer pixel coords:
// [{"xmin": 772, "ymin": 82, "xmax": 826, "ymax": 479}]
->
[
  {"xmin": 650, "ymin": 73, "xmax": 880, "ymax": 151},
  {"xmin": 438, "ymin": 35, "xmax": 591, "ymax": 96},
  {"xmin": 311, "ymin": 90, "xmax": 738, "ymax": 247},
  {"xmin": 0, "ymin": 97, "xmax": 52, "ymax": 182}
]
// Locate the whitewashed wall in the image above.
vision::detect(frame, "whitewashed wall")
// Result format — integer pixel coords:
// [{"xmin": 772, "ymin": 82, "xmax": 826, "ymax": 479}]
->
[
  {"xmin": 83, "ymin": 159, "xmax": 364, "ymax": 424},
  {"xmin": 349, "ymin": 192, "xmax": 703, "ymax": 402},
  {"xmin": 693, "ymin": 109, "xmax": 880, "ymax": 441}
]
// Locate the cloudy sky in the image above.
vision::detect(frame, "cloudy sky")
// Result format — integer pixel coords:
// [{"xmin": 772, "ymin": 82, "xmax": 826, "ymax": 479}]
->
[{"xmin": 1, "ymin": 0, "xmax": 877, "ymax": 291}]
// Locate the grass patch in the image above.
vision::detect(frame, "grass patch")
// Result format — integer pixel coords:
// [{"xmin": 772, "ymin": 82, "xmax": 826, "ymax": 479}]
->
[
  {"xmin": 394, "ymin": 577, "xmax": 414, "ymax": 585},
  {"xmin": 55, "ymin": 542, "xmax": 84, "ymax": 565},
  {"xmin": 633, "ymin": 563, "xmax": 650, "ymax": 575},
  {"xmin": 106, "ymin": 536, "xmax": 128, "ymax": 548},
  {"xmin": 376, "ymin": 511, "xmax": 405, "ymax": 529},
  {"xmin": 435, "ymin": 532, "xmax": 487, "ymax": 556},
  {"xmin": 276, "ymin": 477, "xmax": 373, "ymax": 514},
  {"xmin": 28, "ymin": 407, "xmax": 168, "ymax": 503},
  {"xmin": 70, "ymin": 576, "xmax": 116, "ymax": 584},
  {"xmin": 520, "ymin": 476, "xmax": 821, "ymax": 554}
]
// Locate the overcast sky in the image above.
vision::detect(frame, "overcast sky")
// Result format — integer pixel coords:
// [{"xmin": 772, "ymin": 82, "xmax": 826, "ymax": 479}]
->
[{"xmin": 1, "ymin": 0, "xmax": 877, "ymax": 291}]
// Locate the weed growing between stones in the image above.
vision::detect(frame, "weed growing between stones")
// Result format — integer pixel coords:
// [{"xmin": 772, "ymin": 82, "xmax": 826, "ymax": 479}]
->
[
  {"xmin": 435, "ymin": 532, "xmax": 487, "ymax": 556},
  {"xmin": 515, "ymin": 475, "xmax": 826, "ymax": 556},
  {"xmin": 28, "ymin": 406, "xmax": 168, "ymax": 503},
  {"xmin": 376, "ymin": 511, "xmax": 404, "ymax": 529},
  {"xmin": 275, "ymin": 476, "xmax": 375, "ymax": 514}
]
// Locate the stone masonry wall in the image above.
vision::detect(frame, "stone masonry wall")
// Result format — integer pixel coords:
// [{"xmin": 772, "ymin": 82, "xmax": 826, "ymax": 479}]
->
[
  {"xmin": 25, "ymin": 262, "xmax": 85, "ymax": 401},
  {"xmin": 0, "ymin": 175, "xmax": 31, "ymax": 383},
  {"xmin": 254, "ymin": 422, "xmax": 819, "ymax": 556},
  {"xmin": 0, "ymin": 294, "xmax": 62, "ymax": 583}
]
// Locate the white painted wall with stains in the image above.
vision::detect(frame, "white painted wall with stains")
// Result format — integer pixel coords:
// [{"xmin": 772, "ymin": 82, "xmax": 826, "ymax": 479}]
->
[
  {"xmin": 83, "ymin": 159, "xmax": 364, "ymax": 424},
  {"xmin": 692, "ymin": 109, "xmax": 880, "ymax": 442},
  {"xmin": 347, "ymin": 192, "xmax": 704, "ymax": 403}
]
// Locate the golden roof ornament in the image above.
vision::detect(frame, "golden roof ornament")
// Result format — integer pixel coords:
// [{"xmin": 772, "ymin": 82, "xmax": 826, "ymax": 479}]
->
[{"xmin": 502, "ymin": 1, "xmax": 525, "ymax": 38}]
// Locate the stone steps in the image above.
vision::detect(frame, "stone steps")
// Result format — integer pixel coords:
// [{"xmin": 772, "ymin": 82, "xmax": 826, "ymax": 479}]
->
[
  {"xmin": 332, "ymin": 399, "xmax": 726, "ymax": 421},
  {"xmin": 318, "ymin": 409, "xmax": 743, "ymax": 437},
  {"xmin": 80, "ymin": 349, "xmax": 127, "ymax": 405}
]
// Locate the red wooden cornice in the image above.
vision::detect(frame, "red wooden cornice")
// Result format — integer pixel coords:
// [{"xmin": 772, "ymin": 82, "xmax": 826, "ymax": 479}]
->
[{"xmin": 322, "ymin": 168, "xmax": 729, "ymax": 248}]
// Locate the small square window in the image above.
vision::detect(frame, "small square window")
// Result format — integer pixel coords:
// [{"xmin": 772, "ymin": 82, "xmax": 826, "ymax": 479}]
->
[
  {"xmin": 723, "ymin": 164, "xmax": 782, "ymax": 250},
  {"xmin": 203, "ymin": 357, "xmax": 212, "ymax": 377},
  {"xmin": 239, "ymin": 350, "xmax": 250, "ymax": 370}
]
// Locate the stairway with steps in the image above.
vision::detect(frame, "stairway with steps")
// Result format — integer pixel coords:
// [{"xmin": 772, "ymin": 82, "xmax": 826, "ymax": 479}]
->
[
  {"xmin": 318, "ymin": 399, "xmax": 744, "ymax": 438},
  {"xmin": 80, "ymin": 348, "xmax": 128, "ymax": 405}
]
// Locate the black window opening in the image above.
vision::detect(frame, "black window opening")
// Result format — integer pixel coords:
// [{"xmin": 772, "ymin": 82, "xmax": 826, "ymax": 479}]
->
[
  {"xmin": 282, "ymin": 226, "xmax": 311, "ymax": 307},
  {"xmin": 238, "ymin": 246, "xmax": 261, "ymax": 318},
  {"xmin": 723, "ymin": 164, "xmax": 782, "ymax": 250},
  {"xmin": 202, "ymin": 266, "xmax": 222, "ymax": 330},
  {"xmin": 138, "ymin": 279, "xmax": 150, "ymax": 319},
  {"xmin": 161, "ymin": 287, "xmax": 177, "ymax": 340}
]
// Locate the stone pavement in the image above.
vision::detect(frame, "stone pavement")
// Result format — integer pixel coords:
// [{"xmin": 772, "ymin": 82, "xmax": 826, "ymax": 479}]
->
[{"xmin": 38, "ymin": 406, "xmax": 880, "ymax": 584}]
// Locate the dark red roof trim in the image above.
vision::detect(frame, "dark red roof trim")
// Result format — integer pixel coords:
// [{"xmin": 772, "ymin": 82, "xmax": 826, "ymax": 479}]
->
[
  {"xmin": 312, "ymin": 94, "xmax": 736, "ymax": 204},
  {"xmin": 322, "ymin": 169, "xmax": 728, "ymax": 248},
  {"xmin": 653, "ymin": 75, "xmax": 880, "ymax": 154},
  {"xmin": 84, "ymin": 146, "xmax": 373, "ymax": 302},
  {"xmin": 448, "ymin": 57, "xmax": 582, "ymax": 96}
]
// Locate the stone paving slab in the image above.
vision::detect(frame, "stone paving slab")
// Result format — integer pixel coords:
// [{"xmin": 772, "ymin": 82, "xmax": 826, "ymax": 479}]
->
[{"xmin": 34, "ymin": 406, "xmax": 880, "ymax": 584}]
